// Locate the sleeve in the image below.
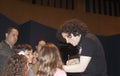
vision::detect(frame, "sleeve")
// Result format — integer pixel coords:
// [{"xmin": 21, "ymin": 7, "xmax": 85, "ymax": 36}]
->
[{"xmin": 81, "ymin": 38, "xmax": 97, "ymax": 57}]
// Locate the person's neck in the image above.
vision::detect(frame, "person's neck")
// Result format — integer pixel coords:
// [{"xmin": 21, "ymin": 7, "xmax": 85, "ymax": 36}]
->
[{"xmin": 5, "ymin": 40, "xmax": 13, "ymax": 48}]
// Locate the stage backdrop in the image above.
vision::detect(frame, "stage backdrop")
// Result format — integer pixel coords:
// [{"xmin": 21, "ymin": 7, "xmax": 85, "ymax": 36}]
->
[
  {"xmin": 18, "ymin": 20, "xmax": 58, "ymax": 49},
  {"xmin": 0, "ymin": 13, "xmax": 18, "ymax": 41},
  {"xmin": 98, "ymin": 34, "xmax": 120, "ymax": 76}
]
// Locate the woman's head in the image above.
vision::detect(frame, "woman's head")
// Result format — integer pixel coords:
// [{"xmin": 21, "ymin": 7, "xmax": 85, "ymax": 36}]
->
[
  {"xmin": 3, "ymin": 53, "xmax": 28, "ymax": 76},
  {"xmin": 37, "ymin": 43, "xmax": 63, "ymax": 76},
  {"xmin": 15, "ymin": 43, "xmax": 33, "ymax": 63}
]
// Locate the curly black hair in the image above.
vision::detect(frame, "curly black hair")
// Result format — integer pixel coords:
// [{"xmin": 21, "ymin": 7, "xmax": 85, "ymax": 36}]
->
[{"xmin": 57, "ymin": 19, "xmax": 89, "ymax": 42}]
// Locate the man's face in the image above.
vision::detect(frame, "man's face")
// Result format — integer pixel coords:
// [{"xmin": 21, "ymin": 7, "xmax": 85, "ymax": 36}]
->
[
  {"xmin": 6, "ymin": 29, "xmax": 19, "ymax": 46},
  {"xmin": 62, "ymin": 32, "xmax": 81, "ymax": 46}
]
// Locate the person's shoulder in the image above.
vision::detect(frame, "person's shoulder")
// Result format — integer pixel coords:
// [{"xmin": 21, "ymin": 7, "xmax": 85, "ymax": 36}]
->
[
  {"xmin": 54, "ymin": 68, "xmax": 67, "ymax": 76},
  {"xmin": 0, "ymin": 41, "xmax": 4, "ymax": 48},
  {"xmin": 0, "ymin": 41, "xmax": 10, "ymax": 55},
  {"xmin": 86, "ymin": 33, "xmax": 97, "ymax": 39},
  {"xmin": 85, "ymin": 33, "xmax": 100, "ymax": 42}
]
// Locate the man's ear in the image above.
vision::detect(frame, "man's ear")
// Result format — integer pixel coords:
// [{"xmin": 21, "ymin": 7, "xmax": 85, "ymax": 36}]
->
[{"xmin": 5, "ymin": 33, "xmax": 8, "ymax": 38}]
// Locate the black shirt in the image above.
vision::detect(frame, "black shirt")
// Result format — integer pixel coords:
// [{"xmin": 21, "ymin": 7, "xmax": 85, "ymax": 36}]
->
[{"xmin": 77, "ymin": 33, "xmax": 108, "ymax": 76}]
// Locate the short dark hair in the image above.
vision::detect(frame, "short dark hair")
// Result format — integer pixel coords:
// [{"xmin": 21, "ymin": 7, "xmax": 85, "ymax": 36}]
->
[
  {"xmin": 5, "ymin": 26, "xmax": 18, "ymax": 34},
  {"xmin": 57, "ymin": 19, "xmax": 89, "ymax": 42}
]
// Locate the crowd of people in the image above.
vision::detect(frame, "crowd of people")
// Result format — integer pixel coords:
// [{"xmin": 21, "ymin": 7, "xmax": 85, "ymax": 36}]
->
[{"xmin": 0, "ymin": 19, "xmax": 108, "ymax": 76}]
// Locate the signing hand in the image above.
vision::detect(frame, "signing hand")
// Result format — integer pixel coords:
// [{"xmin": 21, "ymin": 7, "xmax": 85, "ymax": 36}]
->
[{"xmin": 66, "ymin": 58, "xmax": 80, "ymax": 65}]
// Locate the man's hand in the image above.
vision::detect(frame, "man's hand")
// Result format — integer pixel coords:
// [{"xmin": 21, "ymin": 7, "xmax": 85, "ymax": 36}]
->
[{"xmin": 66, "ymin": 58, "xmax": 80, "ymax": 65}]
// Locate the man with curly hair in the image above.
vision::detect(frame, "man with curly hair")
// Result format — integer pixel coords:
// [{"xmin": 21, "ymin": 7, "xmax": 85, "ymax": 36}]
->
[{"xmin": 57, "ymin": 19, "xmax": 108, "ymax": 76}]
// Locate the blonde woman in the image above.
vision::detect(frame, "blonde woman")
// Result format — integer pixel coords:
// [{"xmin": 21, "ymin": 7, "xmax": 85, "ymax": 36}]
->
[{"xmin": 37, "ymin": 43, "xmax": 67, "ymax": 76}]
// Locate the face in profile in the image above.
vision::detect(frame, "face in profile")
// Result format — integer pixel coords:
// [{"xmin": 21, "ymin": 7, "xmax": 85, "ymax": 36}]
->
[{"xmin": 24, "ymin": 49, "xmax": 33, "ymax": 63}]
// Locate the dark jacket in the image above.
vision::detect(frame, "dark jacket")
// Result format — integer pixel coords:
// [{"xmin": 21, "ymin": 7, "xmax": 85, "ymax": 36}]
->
[{"xmin": 0, "ymin": 40, "xmax": 14, "ymax": 75}]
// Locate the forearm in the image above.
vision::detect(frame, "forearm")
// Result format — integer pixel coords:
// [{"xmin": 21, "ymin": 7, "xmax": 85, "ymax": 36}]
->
[
  {"xmin": 63, "ymin": 64, "xmax": 84, "ymax": 73},
  {"xmin": 63, "ymin": 56, "xmax": 91, "ymax": 73}
]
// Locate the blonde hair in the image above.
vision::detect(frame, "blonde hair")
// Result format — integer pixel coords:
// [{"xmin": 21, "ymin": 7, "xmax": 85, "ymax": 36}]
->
[{"xmin": 37, "ymin": 43, "xmax": 63, "ymax": 76}]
